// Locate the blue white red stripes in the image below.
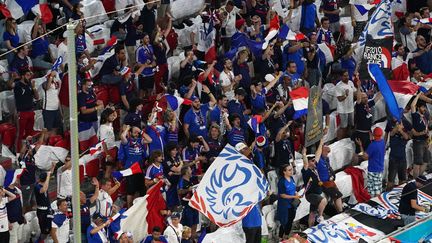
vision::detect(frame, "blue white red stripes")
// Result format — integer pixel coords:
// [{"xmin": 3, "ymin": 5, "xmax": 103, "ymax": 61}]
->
[
  {"xmin": 3, "ymin": 169, "xmax": 25, "ymax": 187},
  {"xmin": 290, "ymin": 87, "xmax": 309, "ymax": 119},
  {"xmin": 112, "ymin": 162, "xmax": 142, "ymax": 181}
]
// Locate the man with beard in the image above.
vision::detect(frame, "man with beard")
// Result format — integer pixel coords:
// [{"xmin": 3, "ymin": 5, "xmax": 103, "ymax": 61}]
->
[
  {"xmin": 120, "ymin": 125, "xmax": 152, "ymax": 208},
  {"xmin": 209, "ymin": 94, "xmax": 228, "ymax": 125},
  {"xmin": 413, "ymin": 35, "xmax": 432, "ymax": 75},
  {"xmin": 219, "ymin": 58, "xmax": 242, "ymax": 101},
  {"xmin": 336, "ymin": 70, "xmax": 356, "ymax": 138},
  {"xmin": 183, "ymin": 85, "xmax": 216, "ymax": 139},
  {"xmin": 13, "ymin": 68, "xmax": 39, "ymax": 151}
]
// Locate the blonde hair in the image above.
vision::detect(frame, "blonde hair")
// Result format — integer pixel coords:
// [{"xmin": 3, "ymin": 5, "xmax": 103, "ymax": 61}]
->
[
  {"xmin": 5, "ymin": 18, "xmax": 16, "ymax": 34},
  {"xmin": 182, "ymin": 226, "xmax": 191, "ymax": 238}
]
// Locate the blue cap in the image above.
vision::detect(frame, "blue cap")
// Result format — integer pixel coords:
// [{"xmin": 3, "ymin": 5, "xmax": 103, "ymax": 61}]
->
[{"xmin": 190, "ymin": 95, "xmax": 199, "ymax": 101}]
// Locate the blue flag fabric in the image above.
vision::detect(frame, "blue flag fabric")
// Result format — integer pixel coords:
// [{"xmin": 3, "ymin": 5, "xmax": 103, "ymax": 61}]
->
[{"xmin": 368, "ymin": 64, "xmax": 401, "ymax": 121}]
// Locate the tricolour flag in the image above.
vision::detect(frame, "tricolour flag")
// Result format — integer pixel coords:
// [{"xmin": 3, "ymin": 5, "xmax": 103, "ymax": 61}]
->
[
  {"xmin": 264, "ymin": 15, "xmax": 280, "ymax": 44},
  {"xmin": 204, "ymin": 16, "xmax": 217, "ymax": 64},
  {"xmin": 247, "ymin": 115, "xmax": 263, "ymax": 134},
  {"xmin": 112, "ymin": 162, "xmax": 142, "ymax": 181},
  {"xmin": 3, "ymin": 0, "xmax": 37, "ymax": 20},
  {"xmin": 4, "ymin": 169, "xmax": 25, "ymax": 187},
  {"xmin": 189, "ymin": 144, "xmax": 268, "ymax": 227},
  {"xmin": 418, "ymin": 18, "xmax": 432, "ymax": 24},
  {"xmin": 286, "ymin": 30, "xmax": 307, "ymax": 41},
  {"xmin": 90, "ymin": 36, "xmax": 118, "ymax": 78},
  {"xmin": 109, "ymin": 180, "xmax": 166, "ymax": 239},
  {"xmin": 163, "ymin": 94, "xmax": 192, "ymax": 111},
  {"xmin": 78, "ymin": 122, "xmax": 98, "ymax": 152},
  {"xmin": 227, "ymin": 32, "xmax": 265, "ymax": 59},
  {"xmin": 31, "ymin": 0, "xmax": 53, "ymax": 24},
  {"xmin": 388, "ymin": 79, "xmax": 423, "ymax": 111},
  {"xmin": 317, "ymin": 43, "xmax": 335, "ymax": 65},
  {"xmin": 89, "ymin": 141, "xmax": 105, "ymax": 156},
  {"xmin": 290, "ymin": 87, "xmax": 309, "ymax": 119}
]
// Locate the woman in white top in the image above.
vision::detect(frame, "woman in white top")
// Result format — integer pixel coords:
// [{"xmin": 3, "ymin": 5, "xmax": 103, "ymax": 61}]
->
[{"xmin": 98, "ymin": 107, "xmax": 118, "ymax": 179}]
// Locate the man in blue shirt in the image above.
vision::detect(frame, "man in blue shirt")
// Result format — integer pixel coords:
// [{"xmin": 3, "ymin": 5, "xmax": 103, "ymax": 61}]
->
[
  {"xmin": 99, "ymin": 46, "xmax": 127, "ymax": 85},
  {"xmin": 282, "ymin": 40, "xmax": 305, "ymax": 76},
  {"xmin": 242, "ymin": 205, "xmax": 262, "ymax": 243},
  {"xmin": 142, "ymin": 226, "xmax": 168, "ymax": 243},
  {"xmin": 413, "ymin": 35, "xmax": 432, "ymax": 76},
  {"xmin": 228, "ymin": 88, "xmax": 250, "ymax": 130},
  {"xmin": 183, "ymin": 90, "xmax": 216, "ymax": 139},
  {"xmin": 300, "ymin": 0, "xmax": 319, "ymax": 35},
  {"xmin": 319, "ymin": 0, "xmax": 340, "ymax": 32},
  {"xmin": 357, "ymin": 127, "xmax": 385, "ymax": 197},
  {"xmin": 146, "ymin": 109, "xmax": 167, "ymax": 154}
]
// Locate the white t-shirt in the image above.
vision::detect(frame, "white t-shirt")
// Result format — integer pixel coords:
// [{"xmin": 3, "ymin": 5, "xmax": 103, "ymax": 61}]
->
[
  {"xmin": 0, "ymin": 197, "xmax": 9, "ymax": 232},
  {"xmin": 57, "ymin": 168, "xmax": 72, "ymax": 198},
  {"xmin": 97, "ymin": 190, "xmax": 113, "ymax": 218},
  {"xmin": 194, "ymin": 22, "xmax": 217, "ymax": 52},
  {"xmin": 335, "ymin": 80, "xmax": 357, "ymax": 114},
  {"xmin": 349, "ymin": 0, "xmax": 371, "ymax": 22},
  {"xmin": 221, "ymin": 6, "xmax": 240, "ymax": 37},
  {"xmin": 51, "ymin": 212, "xmax": 70, "ymax": 243},
  {"xmin": 400, "ymin": 30, "xmax": 418, "ymax": 52},
  {"xmin": 219, "ymin": 70, "xmax": 235, "ymax": 100},
  {"xmin": 57, "ymin": 42, "xmax": 68, "ymax": 64},
  {"xmin": 43, "ymin": 78, "xmax": 61, "ymax": 111},
  {"xmin": 98, "ymin": 123, "xmax": 116, "ymax": 149},
  {"xmin": 163, "ymin": 223, "xmax": 183, "ymax": 243}
]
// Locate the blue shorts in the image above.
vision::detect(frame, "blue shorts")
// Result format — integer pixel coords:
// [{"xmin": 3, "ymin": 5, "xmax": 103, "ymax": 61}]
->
[{"xmin": 181, "ymin": 206, "xmax": 199, "ymax": 226}]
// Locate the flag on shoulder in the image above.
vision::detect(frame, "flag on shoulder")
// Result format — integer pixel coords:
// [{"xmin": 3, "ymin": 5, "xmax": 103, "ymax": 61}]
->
[
  {"xmin": 112, "ymin": 162, "xmax": 142, "ymax": 181},
  {"xmin": 290, "ymin": 87, "xmax": 309, "ymax": 119}
]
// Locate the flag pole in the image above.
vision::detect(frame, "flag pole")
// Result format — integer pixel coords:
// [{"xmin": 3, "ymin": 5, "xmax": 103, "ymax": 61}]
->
[{"xmin": 67, "ymin": 22, "xmax": 82, "ymax": 242}]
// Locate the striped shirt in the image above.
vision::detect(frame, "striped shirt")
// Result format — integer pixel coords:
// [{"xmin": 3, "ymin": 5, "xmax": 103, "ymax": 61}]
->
[
  {"xmin": 0, "ymin": 198, "xmax": 9, "ymax": 232},
  {"xmin": 96, "ymin": 190, "xmax": 113, "ymax": 218}
]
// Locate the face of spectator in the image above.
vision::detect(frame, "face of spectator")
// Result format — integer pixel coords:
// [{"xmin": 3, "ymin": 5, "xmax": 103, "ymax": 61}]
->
[
  {"xmin": 237, "ymin": 94, "xmax": 245, "ymax": 101},
  {"xmin": 219, "ymin": 97, "xmax": 228, "ymax": 108},
  {"xmin": 155, "ymin": 154, "xmax": 163, "ymax": 163},
  {"xmin": 283, "ymin": 165, "xmax": 293, "ymax": 177},
  {"xmin": 322, "ymin": 146, "xmax": 331, "ymax": 157},
  {"xmin": 397, "ymin": 46, "xmax": 405, "ymax": 56},
  {"xmin": 108, "ymin": 112, "xmax": 116, "ymax": 122},
  {"xmin": 191, "ymin": 141, "xmax": 200, "ymax": 149},
  {"xmin": 226, "ymin": 4, "xmax": 234, "ymax": 13},
  {"xmin": 20, "ymin": 45, "xmax": 30, "ymax": 56},
  {"xmin": 419, "ymin": 105, "xmax": 427, "ymax": 114},
  {"xmin": 143, "ymin": 35, "xmax": 150, "ymax": 45},
  {"xmin": 288, "ymin": 63, "xmax": 297, "ymax": 74},
  {"xmin": 101, "ymin": 181, "xmax": 112, "ymax": 192},
  {"xmin": 171, "ymin": 217, "xmax": 180, "ymax": 227},
  {"xmin": 22, "ymin": 71, "xmax": 33, "ymax": 83},
  {"xmin": 192, "ymin": 98, "xmax": 201, "ymax": 110},
  {"xmin": 252, "ymin": 16, "xmax": 261, "ymax": 25},
  {"xmin": 131, "ymin": 127, "xmax": 141, "ymax": 139},
  {"xmin": 224, "ymin": 60, "xmax": 233, "ymax": 71},
  {"xmin": 118, "ymin": 49, "xmax": 126, "ymax": 61},
  {"xmin": 75, "ymin": 24, "xmax": 84, "ymax": 35},
  {"xmin": 417, "ymin": 35, "xmax": 427, "ymax": 48},
  {"xmin": 210, "ymin": 127, "xmax": 220, "ymax": 139},
  {"xmin": 341, "ymin": 72, "xmax": 349, "ymax": 82},
  {"xmin": 185, "ymin": 167, "xmax": 192, "ymax": 177},
  {"xmin": 239, "ymin": 51, "xmax": 249, "ymax": 63},
  {"xmin": 308, "ymin": 157, "xmax": 317, "ymax": 169},
  {"xmin": 119, "ymin": 233, "xmax": 129, "ymax": 243},
  {"xmin": 255, "ymin": 82, "xmax": 263, "ymax": 93},
  {"xmin": 136, "ymin": 104, "xmax": 143, "ymax": 112},
  {"xmin": 169, "ymin": 148, "xmax": 178, "ymax": 157},
  {"xmin": 422, "ymin": 9, "xmax": 430, "ymax": 18},
  {"xmin": 82, "ymin": 80, "xmax": 92, "ymax": 92},
  {"xmin": 233, "ymin": 117, "xmax": 241, "ymax": 127},
  {"xmin": 413, "ymin": 70, "xmax": 422, "ymax": 80},
  {"xmin": 322, "ymin": 20, "xmax": 330, "ymax": 29},
  {"xmin": 361, "ymin": 93, "xmax": 368, "ymax": 104},
  {"xmin": 309, "ymin": 34, "xmax": 317, "ymax": 44},
  {"xmin": 58, "ymin": 201, "xmax": 68, "ymax": 213},
  {"xmin": 152, "ymin": 231, "xmax": 162, "ymax": 240},
  {"xmin": 283, "ymin": 76, "xmax": 291, "ymax": 87}
]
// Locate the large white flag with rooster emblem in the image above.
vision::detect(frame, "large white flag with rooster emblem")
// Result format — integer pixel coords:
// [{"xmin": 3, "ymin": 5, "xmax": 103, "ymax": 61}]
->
[{"xmin": 189, "ymin": 144, "xmax": 269, "ymax": 227}]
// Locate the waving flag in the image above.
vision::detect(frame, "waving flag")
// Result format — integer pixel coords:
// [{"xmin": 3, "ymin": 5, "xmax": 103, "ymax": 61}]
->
[
  {"xmin": 51, "ymin": 56, "xmax": 63, "ymax": 72},
  {"xmin": 109, "ymin": 180, "xmax": 166, "ymax": 239},
  {"xmin": 318, "ymin": 43, "xmax": 336, "ymax": 64},
  {"xmin": 354, "ymin": 4, "xmax": 375, "ymax": 15},
  {"xmin": 287, "ymin": 30, "xmax": 307, "ymax": 41},
  {"xmin": 78, "ymin": 122, "xmax": 98, "ymax": 152},
  {"xmin": 290, "ymin": 87, "xmax": 309, "ymax": 119},
  {"xmin": 418, "ymin": 18, "xmax": 432, "ymax": 24},
  {"xmin": 247, "ymin": 115, "xmax": 263, "ymax": 134},
  {"xmin": 388, "ymin": 79, "xmax": 423, "ymax": 110},
  {"xmin": 163, "ymin": 94, "xmax": 192, "ymax": 111},
  {"xmin": 89, "ymin": 141, "xmax": 105, "ymax": 156},
  {"xmin": 204, "ymin": 17, "xmax": 217, "ymax": 64},
  {"xmin": 112, "ymin": 162, "xmax": 142, "ymax": 181},
  {"xmin": 264, "ymin": 15, "xmax": 280, "ymax": 44},
  {"xmin": 31, "ymin": 0, "xmax": 53, "ymax": 24},
  {"xmin": 3, "ymin": 169, "xmax": 25, "ymax": 187},
  {"xmin": 368, "ymin": 64, "xmax": 401, "ymax": 121},
  {"xmin": 90, "ymin": 36, "xmax": 118, "ymax": 78},
  {"xmin": 227, "ymin": 32, "xmax": 265, "ymax": 59},
  {"xmin": 3, "ymin": 0, "xmax": 38, "ymax": 20},
  {"xmin": 189, "ymin": 144, "xmax": 268, "ymax": 227}
]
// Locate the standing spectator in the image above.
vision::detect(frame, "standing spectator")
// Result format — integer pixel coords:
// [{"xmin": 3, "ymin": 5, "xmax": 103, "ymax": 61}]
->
[
  {"xmin": 274, "ymin": 121, "xmax": 294, "ymax": 168},
  {"xmin": 304, "ymin": 33, "xmax": 321, "ymax": 86},
  {"xmin": 220, "ymin": 1, "xmax": 243, "ymax": 52},
  {"xmin": 42, "ymin": 70, "xmax": 63, "ymax": 133},
  {"xmin": 5, "ymin": 181, "xmax": 22, "ymax": 243},
  {"xmin": 3, "ymin": 18, "xmax": 19, "ymax": 64},
  {"xmin": 75, "ymin": 22, "xmax": 91, "ymax": 60},
  {"xmin": 96, "ymin": 178, "xmax": 121, "ymax": 218},
  {"xmin": 13, "ymin": 68, "xmax": 39, "ymax": 151},
  {"xmin": 398, "ymin": 176, "xmax": 429, "ymax": 225},
  {"xmin": 99, "ymin": 108, "xmax": 118, "ymax": 179},
  {"xmin": 87, "ymin": 214, "xmax": 110, "ymax": 243},
  {"xmin": 153, "ymin": 20, "xmax": 172, "ymax": 93},
  {"xmin": 9, "ymin": 45, "xmax": 32, "ymax": 78},
  {"xmin": 336, "ymin": 70, "xmax": 356, "ymax": 138},
  {"xmin": 30, "ymin": 14, "xmax": 53, "ymax": 71},
  {"xmin": 99, "ymin": 46, "xmax": 127, "ymax": 85},
  {"xmin": 145, "ymin": 150, "xmax": 166, "ymax": 189},
  {"xmin": 350, "ymin": 0, "xmax": 370, "ymax": 41},
  {"xmin": 35, "ymin": 165, "xmax": 55, "ymax": 242},
  {"xmin": 136, "ymin": 33, "xmax": 157, "ymax": 98},
  {"xmin": 413, "ymin": 35, "xmax": 432, "ymax": 75},
  {"xmin": 410, "ymin": 94, "xmax": 430, "ymax": 178},
  {"xmin": 120, "ymin": 125, "xmax": 152, "ymax": 207},
  {"xmin": 178, "ymin": 49, "xmax": 195, "ymax": 86},
  {"xmin": 119, "ymin": 67, "xmax": 140, "ymax": 117},
  {"xmin": 357, "ymin": 127, "xmax": 386, "ymax": 197},
  {"xmin": 385, "ymin": 118, "xmax": 411, "ymax": 190},
  {"xmin": 227, "ymin": 114, "xmax": 245, "ymax": 146},
  {"xmin": 183, "ymin": 87, "xmax": 216, "ymax": 139},
  {"xmin": 140, "ymin": 0, "xmax": 157, "ymax": 36},
  {"xmin": 317, "ymin": 17, "xmax": 335, "ymax": 45},
  {"xmin": 57, "ymin": 156, "xmax": 72, "ymax": 205},
  {"xmin": 178, "ymin": 166, "xmax": 199, "ymax": 239},
  {"xmin": 78, "ymin": 79, "xmax": 104, "ymax": 134},
  {"xmin": 163, "ymin": 143, "xmax": 183, "ymax": 208},
  {"xmin": 206, "ymin": 124, "xmax": 224, "ymax": 163},
  {"xmin": 400, "ymin": 15, "xmax": 420, "ymax": 52},
  {"xmin": 124, "ymin": 98, "xmax": 145, "ymax": 129},
  {"xmin": 146, "ymin": 109, "xmax": 167, "ymax": 154},
  {"xmin": 300, "ymin": 0, "xmax": 319, "ymax": 35},
  {"xmin": 51, "ymin": 199, "xmax": 70, "ymax": 243},
  {"xmin": 301, "ymin": 139, "xmax": 328, "ymax": 227},
  {"xmin": 242, "ymin": 204, "xmax": 262, "ymax": 243},
  {"xmin": 227, "ymin": 88, "xmax": 250, "ymax": 130},
  {"xmin": 0, "ymin": 186, "xmax": 17, "ymax": 242},
  {"xmin": 319, "ymin": 0, "xmax": 340, "ymax": 33},
  {"xmin": 80, "ymin": 178, "xmax": 100, "ymax": 243},
  {"xmin": 234, "ymin": 48, "xmax": 252, "ymax": 91},
  {"xmin": 417, "ymin": 7, "xmax": 432, "ymax": 43},
  {"xmin": 277, "ymin": 164, "xmax": 300, "ymax": 240},
  {"xmin": 18, "ymin": 142, "xmax": 37, "ymax": 213},
  {"xmin": 59, "ymin": 0, "xmax": 81, "ymax": 21},
  {"xmin": 191, "ymin": 11, "xmax": 218, "ymax": 60},
  {"xmin": 219, "ymin": 58, "xmax": 242, "ymax": 101},
  {"xmin": 250, "ymin": 15, "xmax": 268, "ymax": 42},
  {"xmin": 163, "ymin": 212, "xmax": 183, "ymax": 243}
]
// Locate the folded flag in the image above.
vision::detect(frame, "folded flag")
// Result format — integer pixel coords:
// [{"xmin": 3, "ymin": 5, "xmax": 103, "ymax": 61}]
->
[
  {"xmin": 4, "ymin": 169, "xmax": 25, "ymax": 187},
  {"xmin": 109, "ymin": 180, "xmax": 166, "ymax": 240},
  {"xmin": 163, "ymin": 94, "xmax": 192, "ymax": 111},
  {"xmin": 247, "ymin": 115, "xmax": 263, "ymax": 134},
  {"xmin": 112, "ymin": 162, "xmax": 142, "ymax": 181},
  {"xmin": 368, "ymin": 64, "xmax": 401, "ymax": 121},
  {"xmin": 290, "ymin": 87, "xmax": 309, "ymax": 119},
  {"xmin": 89, "ymin": 141, "xmax": 105, "ymax": 156}
]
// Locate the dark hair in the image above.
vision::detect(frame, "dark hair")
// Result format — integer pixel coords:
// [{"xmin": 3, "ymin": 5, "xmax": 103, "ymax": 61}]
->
[
  {"xmin": 279, "ymin": 164, "xmax": 292, "ymax": 176},
  {"xmin": 148, "ymin": 150, "xmax": 163, "ymax": 164},
  {"xmin": 100, "ymin": 108, "xmax": 115, "ymax": 125},
  {"xmin": 115, "ymin": 45, "xmax": 124, "ymax": 54},
  {"xmin": 321, "ymin": 16, "xmax": 329, "ymax": 24},
  {"xmin": 394, "ymin": 43, "xmax": 403, "ymax": 51},
  {"xmin": 226, "ymin": 0, "xmax": 234, "ymax": 6},
  {"xmin": 217, "ymin": 94, "xmax": 227, "ymax": 101},
  {"xmin": 229, "ymin": 113, "xmax": 241, "ymax": 123},
  {"xmin": 287, "ymin": 61, "xmax": 296, "ymax": 68},
  {"xmin": 16, "ymin": 44, "xmax": 27, "ymax": 53},
  {"xmin": 189, "ymin": 136, "xmax": 200, "ymax": 144},
  {"xmin": 152, "ymin": 226, "xmax": 162, "ymax": 233},
  {"xmin": 57, "ymin": 199, "xmax": 67, "ymax": 207},
  {"xmin": 100, "ymin": 178, "xmax": 110, "ymax": 186},
  {"xmin": 181, "ymin": 166, "xmax": 190, "ymax": 176},
  {"xmin": 129, "ymin": 98, "xmax": 143, "ymax": 112}
]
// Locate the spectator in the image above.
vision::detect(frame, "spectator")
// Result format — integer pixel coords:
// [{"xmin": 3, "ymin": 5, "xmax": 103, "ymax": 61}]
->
[
  {"xmin": 178, "ymin": 166, "xmax": 199, "ymax": 239},
  {"xmin": 317, "ymin": 17, "xmax": 335, "ymax": 45},
  {"xmin": 319, "ymin": 0, "xmax": 340, "ymax": 33},
  {"xmin": 398, "ymin": 175, "xmax": 429, "ymax": 225},
  {"xmin": 206, "ymin": 124, "xmax": 224, "ymax": 164},
  {"xmin": 99, "ymin": 108, "xmax": 118, "ymax": 179},
  {"xmin": 220, "ymin": 1, "xmax": 243, "ymax": 52},
  {"xmin": 227, "ymin": 114, "xmax": 245, "ymax": 146},
  {"xmin": 142, "ymin": 226, "xmax": 168, "ymax": 243},
  {"xmin": 220, "ymin": 58, "xmax": 242, "ymax": 101},
  {"xmin": 181, "ymin": 226, "xmax": 192, "ymax": 243},
  {"xmin": 57, "ymin": 156, "xmax": 72, "ymax": 205},
  {"xmin": 136, "ymin": 33, "xmax": 157, "ymax": 98},
  {"xmin": 153, "ymin": 19, "xmax": 172, "ymax": 93},
  {"xmin": 124, "ymin": 98, "xmax": 145, "ymax": 129},
  {"xmin": 304, "ymin": 32, "xmax": 321, "ymax": 86},
  {"xmin": 233, "ymin": 48, "xmax": 252, "ymax": 91},
  {"xmin": 60, "ymin": 0, "xmax": 81, "ymax": 21},
  {"xmin": 410, "ymin": 94, "xmax": 430, "ymax": 178},
  {"xmin": 87, "ymin": 214, "xmax": 110, "ymax": 243},
  {"xmin": 0, "ymin": 186, "xmax": 17, "ymax": 242},
  {"xmin": 183, "ymin": 87, "xmax": 216, "ymax": 139},
  {"xmin": 413, "ymin": 35, "xmax": 432, "ymax": 75},
  {"xmin": 400, "ymin": 14, "xmax": 420, "ymax": 52},
  {"xmin": 5, "ymin": 181, "xmax": 22, "ymax": 243},
  {"xmin": 75, "ymin": 22, "xmax": 91, "ymax": 60},
  {"xmin": 12, "ymin": 68, "xmax": 39, "ymax": 151},
  {"xmin": 80, "ymin": 177, "xmax": 100, "ymax": 243},
  {"xmin": 227, "ymin": 87, "xmax": 250, "ymax": 129},
  {"xmin": 30, "ymin": 14, "xmax": 53, "ymax": 71},
  {"xmin": 42, "ymin": 70, "xmax": 63, "ymax": 133},
  {"xmin": 277, "ymin": 164, "xmax": 300, "ymax": 240},
  {"xmin": 78, "ymin": 79, "xmax": 104, "ymax": 134},
  {"xmin": 9, "ymin": 45, "xmax": 32, "ymax": 78},
  {"xmin": 417, "ymin": 7, "xmax": 432, "ymax": 43},
  {"xmin": 51, "ymin": 199, "xmax": 70, "ymax": 243},
  {"xmin": 145, "ymin": 150, "xmax": 166, "ymax": 189},
  {"xmin": 300, "ymin": 0, "xmax": 319, "ymax": 35},
  {"xmin": 357, "ymin": 127, "xmax": 386, "ymax": 197},
  {"xmin": 163, "ymin": 212, "xmax": 183, "ymax": 243},
  {"xmin": 350, "ymin": 0, "xmax": 370, "ymax": 41},
  {"xmin": 274, "ymin": 121, "xmax": 294, "ymax": 168},
  {"xmin": 242, "ymin": 204, "xmax": 262, "ymax": 243},
  {"xmin": 163, "ymin": 143, "xmax": 183, "ymax": 208},
  {"xmin": 99, "ymin": 46, "xmax": 127, "ymax": 85},
  {"xmin": 146, "ymin": 109, "xmax": 167, "ymax": 154},
  {"xmin": 336, "ymin": 70, "xmax": 356, "ymax": 138},
  {"xmin": 96, "ymin": 178, "xmax": 121, "ymax": 218},
  {"xmin": 17, "ymin": 142, "xmax": 37, "ymax": 213},
  {"xmin": 140, "ymin": 0, "xmax": 157, "ymax": 37},
  {"xmin": 3, "ymin": 18, "xmax": 19, "ymax": 64},
  {"xmin": 35, "ymin": 165, "xmax": 55, "ymax": 242}
]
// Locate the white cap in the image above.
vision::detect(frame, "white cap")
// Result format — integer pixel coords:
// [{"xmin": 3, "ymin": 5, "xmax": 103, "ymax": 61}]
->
[
  {"xmin": 265, "ymin": 74, "xmax": 275, "ymax": 82},
  {"xmin": 235, "ymin": 142, "xmax": 248, "ymax": 152}
]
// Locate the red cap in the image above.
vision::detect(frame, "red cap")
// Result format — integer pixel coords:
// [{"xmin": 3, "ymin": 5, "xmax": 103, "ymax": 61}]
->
[
  {"xmin": 373, "ymin": 127, "xmax": 383, "ymax": 139},
  {"xmin": 236, "ymin": 19, "xmax": 245, "ymax": 29}
]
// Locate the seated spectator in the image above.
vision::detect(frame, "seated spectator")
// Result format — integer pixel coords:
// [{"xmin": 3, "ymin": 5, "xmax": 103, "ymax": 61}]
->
[
  {"xmin": 3, "ymin": 18, "xmax": 19, "ymax": 64},
  {"xmin": 398, "ymin": 176, "xmax": 430, "ymax": 225},
  {"xmin": 99, "ymin": 46, "xmax": 127, "ymax": 85},
  {"xmin": 31, "ymin": 14, "xmax": 53, "ymax": 71}
]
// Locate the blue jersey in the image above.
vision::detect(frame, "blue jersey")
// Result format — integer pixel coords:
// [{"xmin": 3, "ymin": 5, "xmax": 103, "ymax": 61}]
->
[
  {"xmin": 121, "ymin": 138, "xmax": 147, "ymax": 168},
  {"xmin": 145, "ymin": 163, "xmax": 164, "ymax": 180}
]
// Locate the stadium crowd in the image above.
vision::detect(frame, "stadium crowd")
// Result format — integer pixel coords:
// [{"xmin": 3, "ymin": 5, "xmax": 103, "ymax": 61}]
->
[{"xmin": 0, "ymin": 0, "xmax": 432, "ymax": 242}]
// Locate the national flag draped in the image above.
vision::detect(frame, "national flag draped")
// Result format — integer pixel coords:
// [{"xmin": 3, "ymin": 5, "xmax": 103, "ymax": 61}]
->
[
  {"xmin": 163, "ymin": 94, "xmax": 192, "ymax": 111},
  {"xmin": 247, "ymin": 115, "xmax": 263, "ymax": 134},
  {"xmin": 289, "ymin": 87, "xmax": 309, "ymax": 119},
  {"xmin": 78, "ymin": 122, "xmax": 98, "ymax": 152},
  {"xmin": 317, "ymin": 43, "xmax": 335, "ymax": 65},
  {"xmin": 358, "ymin": 0, "xmax": 393, "ymax": 80},
  {"xmin": 189, "ymin": 144, "xmax": 268, "ymax": 227},
  {"xmin": 112, "ymin": 162, "xmax": 142, "ymax": 181},
  {"xmin": 109, "ymin": 180, "xmax": 166, "ymax": 240},
  {"xmin": 3, "ymin": 169, "xmax": 25, "ymax": 187},
  {"xmin": 368, "ymin": 64, "xmax": 401, "ymax": 121}
]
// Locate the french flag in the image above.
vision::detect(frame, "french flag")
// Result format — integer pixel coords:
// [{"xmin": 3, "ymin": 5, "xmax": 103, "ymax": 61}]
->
[
  {"xmin": 109, "ymin": 180, "xmax": 166, "ymax": 240},
  {"xmin": 247, "ymin": 115, "xmax": 263, "ymax": 134},
  {"xmin": 418, "ymin": 18, "xmax": 432, "ymax": 24},
  {"xmin": 89, "ymin": 141, "xmax": 105, "ymax": 156},
  {"xmin": 112, "ymin": 162, "xmax": 142, "ymax": 181},
  {"xmin": 317, "ymin": 43, "xmax": 335, "ymax": 65},
  {"xmin": 388, "ymin": 79, "xmax": 424, "ymax": 111},
  {"xmin": 286, "ymin": 30, "xmax": 307, "ymax": 41},
  {"xmin": 1, "ymin": 0, "xmax": 52, "ymax": 24},
  {"xmin": 78, "ymin": 122, "xmax": 98, "ymax": 152},
  {"xmin": 90, "ymin": 36, "xmax": 118, "ymax": 78},
  {"xmin": 4, "ymin": 169, "xmax": 25, "ymax": 187},
  {"xmin": 391, "ymin": 57, "xmax": 410, "ymax": 81},
  {"xmin": 163, "ymin": 94, "xmax": 192, "ymax": 111},
  {"xmin": 264, "ymin": 15, "xmax": 280, "ymax": 43},
  {"xmin": 290, "ymin": 87, "xmax": 309, "ymax": 119},
  {"xmin": 204, "ymin": 16, "xmax": 217, "ymax": 64}
]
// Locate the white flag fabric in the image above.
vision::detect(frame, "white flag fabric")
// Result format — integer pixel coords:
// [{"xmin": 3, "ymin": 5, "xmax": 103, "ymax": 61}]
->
[
  {"xmin": 189, "ymin": 144, "xmax": 269, "ymax": 227},
  {"xmin": 34, "ymin": 145, "xmax": 69, "ymax": 170}
]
